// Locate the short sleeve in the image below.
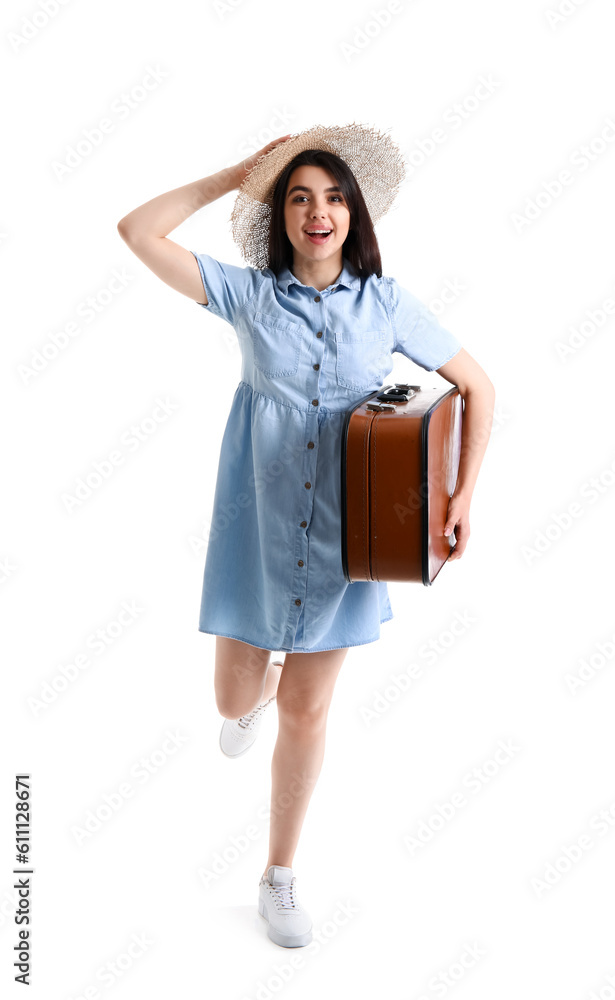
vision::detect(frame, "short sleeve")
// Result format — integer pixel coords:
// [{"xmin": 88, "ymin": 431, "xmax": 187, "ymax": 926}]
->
[
  {"xmin": 190, "ymin": 251, "xmax": 262, "ymax": 326},
  {"xmin": 386, "ymin": 276, "xmax": 463, "ymax": 372}
]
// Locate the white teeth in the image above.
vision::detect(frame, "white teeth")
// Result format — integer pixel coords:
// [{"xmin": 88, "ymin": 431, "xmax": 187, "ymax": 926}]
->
[{"xmin": 306, "ymin": 230, "xmax": 331, "ymax": 235}]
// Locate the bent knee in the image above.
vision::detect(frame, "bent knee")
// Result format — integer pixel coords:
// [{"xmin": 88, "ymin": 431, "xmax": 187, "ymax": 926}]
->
[{"xmin": 216, "ymin": 692, "xmax": 253, "ymax": 720}]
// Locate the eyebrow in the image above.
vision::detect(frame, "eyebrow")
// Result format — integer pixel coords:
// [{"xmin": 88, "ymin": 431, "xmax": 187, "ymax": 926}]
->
[{"xmin": 287, "ymin": 185, "xmax": 343, "ymax": 196}]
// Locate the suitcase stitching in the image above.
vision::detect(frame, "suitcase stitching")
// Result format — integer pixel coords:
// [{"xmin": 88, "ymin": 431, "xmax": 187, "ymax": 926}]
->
[
  {"xmin": 372, "ymin": 414, "xmax": 378, "ymax": 581},
  {"xmin": 362, "ymin": 415, "xmax": 370, "ymax": 580}
]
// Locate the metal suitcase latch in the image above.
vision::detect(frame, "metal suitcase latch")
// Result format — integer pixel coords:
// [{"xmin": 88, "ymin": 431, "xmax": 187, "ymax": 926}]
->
[{"xmin": 366, "ymin": 401, "xmax": 396, "ymax": 412}]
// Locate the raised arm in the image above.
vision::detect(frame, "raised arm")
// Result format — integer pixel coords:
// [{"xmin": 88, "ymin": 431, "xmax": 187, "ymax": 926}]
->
[{"xmin": 116, "ymin": 134, "xmax": 292, "ymax": 303}]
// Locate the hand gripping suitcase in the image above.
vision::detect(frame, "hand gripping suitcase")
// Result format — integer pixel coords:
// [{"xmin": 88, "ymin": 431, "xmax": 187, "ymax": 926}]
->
[{"xmin": 341, "ymin": 383, "xmax": 463, "ymax": 585}]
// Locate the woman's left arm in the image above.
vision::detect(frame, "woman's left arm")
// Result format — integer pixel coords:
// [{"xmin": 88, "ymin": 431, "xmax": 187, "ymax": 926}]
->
[{"xmin": 434, "ymin": 348, "xmax": 496, "ymax": 561}]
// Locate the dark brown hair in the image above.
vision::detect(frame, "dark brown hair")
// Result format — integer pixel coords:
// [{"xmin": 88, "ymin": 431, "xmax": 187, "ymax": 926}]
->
[{"xmin": 266, "ymin": 149, "xmax": 383, "ymax": 279}]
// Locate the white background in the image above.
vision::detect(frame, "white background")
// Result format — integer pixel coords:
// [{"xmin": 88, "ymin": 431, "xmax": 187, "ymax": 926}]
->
[{"xmin": 2, "ymin": 0, "xmax": 614, "ymax": 996}]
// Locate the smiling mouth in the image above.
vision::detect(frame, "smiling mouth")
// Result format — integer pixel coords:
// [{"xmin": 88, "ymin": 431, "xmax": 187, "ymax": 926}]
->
[{"xmin": 304, "ymin": 230, "xmax": 332, "ymax": 243}]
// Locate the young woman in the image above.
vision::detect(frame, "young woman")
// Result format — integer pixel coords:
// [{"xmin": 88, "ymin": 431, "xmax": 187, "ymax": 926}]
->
[{"xmin": 117, "ymin": 123, "xmax": 495, "ymax": 950}]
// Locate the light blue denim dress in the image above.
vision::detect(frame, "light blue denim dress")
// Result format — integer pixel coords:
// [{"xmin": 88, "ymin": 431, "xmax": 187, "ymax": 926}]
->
[{"xmin": 190, "ymin": 252, "xmax": 462, "ymax": 653}]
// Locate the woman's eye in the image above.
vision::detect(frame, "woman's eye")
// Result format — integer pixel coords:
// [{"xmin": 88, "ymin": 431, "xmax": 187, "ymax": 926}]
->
[{"xmin": 292, "ymin": 195, "xmax": 343, "ymax": 203}]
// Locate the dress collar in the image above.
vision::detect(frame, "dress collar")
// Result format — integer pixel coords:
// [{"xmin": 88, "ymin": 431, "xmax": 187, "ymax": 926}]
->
[{"xmin": 275, "ymin": 256, "xmax": 361, "ymax": 292}]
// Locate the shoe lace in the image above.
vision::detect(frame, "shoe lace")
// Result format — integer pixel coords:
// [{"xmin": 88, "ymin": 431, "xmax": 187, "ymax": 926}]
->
[
  {"xmin": 270, "ymin": 878, "xmax": 297, "ymax": 910},
  {"xmin": 237, "ymin": 696, "xmax": 274, "ymax": 730}
]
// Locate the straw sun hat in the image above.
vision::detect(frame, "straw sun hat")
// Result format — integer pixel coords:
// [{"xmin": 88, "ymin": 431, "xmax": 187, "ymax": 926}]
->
[{"xmin": 230, "ymin": 121, "xmax": 407, "ymax": 270}]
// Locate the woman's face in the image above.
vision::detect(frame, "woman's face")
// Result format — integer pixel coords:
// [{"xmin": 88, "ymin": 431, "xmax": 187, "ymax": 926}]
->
[{"xmin": 283, "ymin": 164, "xmax": 351, "ymax": 264}]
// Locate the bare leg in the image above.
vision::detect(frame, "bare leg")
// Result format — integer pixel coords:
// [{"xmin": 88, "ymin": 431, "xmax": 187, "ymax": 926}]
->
[
  {"xmin": 261, "ymin": 646, "xmax": 348, "ymax": 876},
  {"xmin": 214, "ymin": 636, "xmax": 282, "ymax": 720}
]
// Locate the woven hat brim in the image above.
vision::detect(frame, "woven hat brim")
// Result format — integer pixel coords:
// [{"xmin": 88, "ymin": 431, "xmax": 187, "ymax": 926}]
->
[{"xmin": 230, "ymin": 121, "xmax": 407, "ymax": 270}]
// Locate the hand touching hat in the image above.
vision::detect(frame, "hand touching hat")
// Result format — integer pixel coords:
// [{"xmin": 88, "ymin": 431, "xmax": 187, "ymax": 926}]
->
[{"xmin": 230, "ymin": 121, "xmax": 407, "ymax": 269}]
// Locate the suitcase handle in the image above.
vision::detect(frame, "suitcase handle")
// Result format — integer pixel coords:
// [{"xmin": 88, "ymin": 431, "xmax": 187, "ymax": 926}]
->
[{"xmin": 376, "ymin": 383, "xmax": 421, "ymax": 403}]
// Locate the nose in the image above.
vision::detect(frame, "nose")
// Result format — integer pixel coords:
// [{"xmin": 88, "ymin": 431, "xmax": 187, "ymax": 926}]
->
[
  {"xmin": 310, "ymin": 208, "xmax": 326, "ymax": 218},
  {"xmin": 310, "ymin": 196, "xmax": 329, "ymax": 217}
]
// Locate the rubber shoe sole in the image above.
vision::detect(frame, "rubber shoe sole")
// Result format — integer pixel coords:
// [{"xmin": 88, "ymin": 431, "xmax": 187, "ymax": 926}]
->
[
  {"xmin": 258, "ymin": 894, "xmax": 312, "ymax": 947},
  {"xmin": 258, "ymin": 866, "xmax": 313, "ymax": 948}
]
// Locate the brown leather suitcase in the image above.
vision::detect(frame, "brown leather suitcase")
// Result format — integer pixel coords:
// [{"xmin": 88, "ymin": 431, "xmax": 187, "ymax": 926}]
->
[{"xmin": 341, "ymin": 383, "xmax": 463, "ymax": 585}]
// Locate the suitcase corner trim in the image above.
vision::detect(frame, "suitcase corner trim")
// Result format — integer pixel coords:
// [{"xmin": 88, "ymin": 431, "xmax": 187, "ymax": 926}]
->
[{"xmin": 421, "ymin": 385, "xmax": 462, "ymax": 586}]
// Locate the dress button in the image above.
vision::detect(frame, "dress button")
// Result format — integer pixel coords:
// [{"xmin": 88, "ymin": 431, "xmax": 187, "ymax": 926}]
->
[
  {"xmin": 295, "ymin": 598, "xmax": 301, "ymax": 606},
  {"xmin": 316, "ymin": 331, "xmax": 323, "ymax": 338},
  {"xmin": 307, "ymin": 441, "xmax": 314, "ymax": 449},
  {"xmin": 313, "ymin": 363, "xmax": 320, "ymax": 370},
  {"xmin": 300, "ymin": 520, "xmax": 307, "ymax": 527},
  {"xmin": 304, "ymin": 482, "xmax": 311, "ymax": 489},
  {"xmin": 297, "ymin": 560, "xmax": 304, "ymax": 567},
  {"xmin": 314, "ymin": 295, "xmax": 321, "ymax": 302},
  {"xmin": 312, "ymin": 399, "xmax": 318, "ymax": 406}
]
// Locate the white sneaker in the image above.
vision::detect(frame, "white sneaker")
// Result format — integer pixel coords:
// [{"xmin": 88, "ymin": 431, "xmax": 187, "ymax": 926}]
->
[
  {"xmin": 219, "ymin": 659, "xmax": 283, "ymax": 758},
  {"xmin": 219, "ymin": 696, "xmax": 276, "ymax": 757},
  {"xmin": 258, "ymin": 865, "xmax": 313, "ymax": 948}
]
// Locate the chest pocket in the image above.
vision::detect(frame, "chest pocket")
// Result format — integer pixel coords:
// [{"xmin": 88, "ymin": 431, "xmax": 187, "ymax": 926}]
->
[
  {"xmin": 252, "ymin": 311, "xmax": 306, "ymax": 378},
  {"xmin": 335, "ymin": 330, "xmax": 390, "ymax": 391}
]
